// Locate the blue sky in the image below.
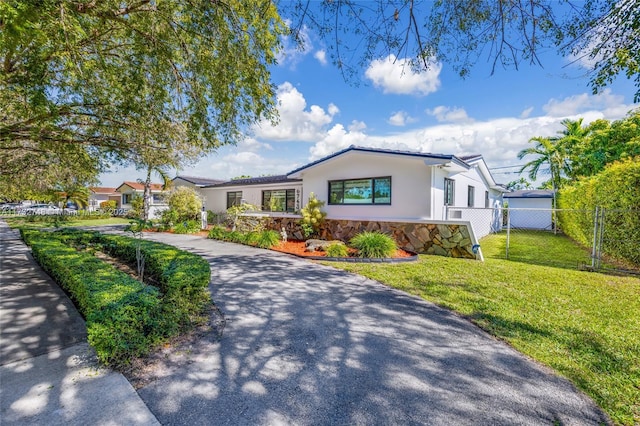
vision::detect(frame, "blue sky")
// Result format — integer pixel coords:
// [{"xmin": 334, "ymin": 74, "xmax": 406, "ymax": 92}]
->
[{"xmin": 98, "ymin": 10, "xmax": 639, "ymax": 188}]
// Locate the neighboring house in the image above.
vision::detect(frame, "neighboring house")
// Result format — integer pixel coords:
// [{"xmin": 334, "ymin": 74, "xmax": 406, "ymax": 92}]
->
[
  {"xmin": 115, "ymin": 181, "xmax": 168, "ymax": 219},
  {"xmin": 503, "ymin": 189, "xmax": 555, "ymax": 230},
  {"xmin": 200, "ymin": 175, "xmax": 303, "ymax": 214},
  {"xmin": 88, "ymin": 187, "xmax": 120, "ymax": 211}
]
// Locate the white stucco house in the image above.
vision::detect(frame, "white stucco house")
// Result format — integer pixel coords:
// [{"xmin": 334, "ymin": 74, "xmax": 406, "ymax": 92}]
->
[
  {"xmin": 115, "ymin": 181, "xmax": 168, "ymax": 219},
  {"xmin": 503, "ymin": 189, "xmax": 555, "ymax": 230},
  {"xmin": 196, "ymin": 146, "xmax": 505, "ymax": 234},
  {"xmin": 88, "ymin": 187, "xmax": 119, "ymax": 211}
]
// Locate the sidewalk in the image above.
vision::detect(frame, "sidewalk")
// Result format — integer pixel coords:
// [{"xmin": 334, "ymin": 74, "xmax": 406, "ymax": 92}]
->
[{"xmin": 0, "ymin": 221, "xmax": 159, "ymax": 425}]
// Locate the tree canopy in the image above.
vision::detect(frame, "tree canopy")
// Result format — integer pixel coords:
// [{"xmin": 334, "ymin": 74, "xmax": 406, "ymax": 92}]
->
[
  {"xmin": 286, "ymin": 0, "xmax": 639, "ymax": 100},
  {"xmin": 1, "ymin": 0, "xmax": 286, "ymax": 195}
]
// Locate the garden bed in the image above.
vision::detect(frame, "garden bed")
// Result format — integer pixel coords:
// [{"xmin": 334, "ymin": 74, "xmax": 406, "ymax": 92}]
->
[{"xmin": 271, "ymin": 240, "xmax": 418, "ymax": 262}]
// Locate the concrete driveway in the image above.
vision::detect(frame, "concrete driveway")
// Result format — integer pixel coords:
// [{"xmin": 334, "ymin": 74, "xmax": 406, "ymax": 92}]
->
[{"xmin": 136, "ymin": 233, "xmax": 607, "ymax": 425}]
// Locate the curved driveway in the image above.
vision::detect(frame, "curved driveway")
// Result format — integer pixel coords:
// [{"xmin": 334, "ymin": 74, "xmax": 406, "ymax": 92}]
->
[{"xmin": 138, "ymin": 233, "xmax": 607, "ymax": 425}]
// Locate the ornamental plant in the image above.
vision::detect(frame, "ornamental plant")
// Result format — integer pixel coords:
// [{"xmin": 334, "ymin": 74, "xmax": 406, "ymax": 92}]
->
[
  {"xmin": 300, "ymin": 192, "xmax": 326, "ymax": 238},
  {"xmin": 350, "ymin": 231, "xmax": 397, "ymax": 258},
  {"xmin": 325, "ymin": 242, "xmax": 349, "ymax": 258}
]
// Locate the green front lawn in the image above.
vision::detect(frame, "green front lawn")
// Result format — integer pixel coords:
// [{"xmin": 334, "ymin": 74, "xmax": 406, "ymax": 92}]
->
[
  {"xmin": 326, "ymin": 232, "xmax": 640, "ymax": 425},
  {"xmin": 5, "ymin": 216, "xmax": 131, "ymax": 228}
]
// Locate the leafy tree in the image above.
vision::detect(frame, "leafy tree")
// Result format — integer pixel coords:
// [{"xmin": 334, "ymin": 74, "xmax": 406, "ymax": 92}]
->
[
  {"xmin": 286, "ymin": 0, "xmax": 640, "ymax": 100},
  {"xmin": 1, "ymin": 1, "xmax": 286, "ymax": 186},
  {"xmin": 518, "ymin": 137, "xmax": 567, "ymax": 192},
  {"xmin": 506, "ymin": 178, "xmax": 533, "ymax": 191}
]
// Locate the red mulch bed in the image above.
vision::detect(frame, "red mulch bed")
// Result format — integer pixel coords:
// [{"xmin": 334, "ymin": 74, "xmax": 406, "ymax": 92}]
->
[{"xmin": 271, "ymin": 240, "xmax": 414, "ymax": 259}]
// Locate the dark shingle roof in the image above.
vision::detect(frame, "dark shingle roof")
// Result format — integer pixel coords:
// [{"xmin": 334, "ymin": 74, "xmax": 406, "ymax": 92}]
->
[
  {"xmin": 174, "ymin": 176, "xmax": 226, "ymax": 186},
  {"xmin": 204, "ymin": 175, "xmax": 302, "ymax": 188},
  {"xmin": 287, "ymin": 145, "xmax": 470, "ymax": 176}
]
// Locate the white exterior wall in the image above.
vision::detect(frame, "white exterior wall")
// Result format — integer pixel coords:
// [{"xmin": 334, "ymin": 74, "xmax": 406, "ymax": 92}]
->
[
  {"xmin": 201, "ymin": 182, "xmax": 303, "ymax": 213},
  {"xmin": 506, "ymin": 198, "xmax": 553, "ymax": 230},
  {"xmin": 297, "ymin": 152, "xmax": 433, "ymax": 221}
]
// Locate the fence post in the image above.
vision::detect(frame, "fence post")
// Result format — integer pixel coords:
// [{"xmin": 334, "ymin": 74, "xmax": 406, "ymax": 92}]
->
[
  {"xmin": 505, "ymin": 207, "xmax": 511, "ymax": 260},
  {"xmin": 591, "ymin": 206, "xmax": 599, "ymax": 269}
]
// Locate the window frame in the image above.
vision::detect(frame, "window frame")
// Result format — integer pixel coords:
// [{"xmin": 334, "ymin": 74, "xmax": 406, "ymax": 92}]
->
[
  {"xmin": 467, "ymin": 185, "xmax": 475, "ymax": 208},
  {"xmin": 327, "ymin": 176, "xmax": 392, "ymax": 205},
  {"xmin": 122, "ymin": 193, "xmax": 132, "ymax": 205},
  {"xmin": 444, "ymin": 178, "xmax": 455, "ymax": 206},
  {"xmin": 226, "ymin": 191, "xmax": 243, "ymax": 209},
  {"xmin": 261, "ymin": 189, "xmax": 296, "ymax": 212},
  {"xmin": 484, "ymin": 191, "xmax": 490, "ymax": 208}
]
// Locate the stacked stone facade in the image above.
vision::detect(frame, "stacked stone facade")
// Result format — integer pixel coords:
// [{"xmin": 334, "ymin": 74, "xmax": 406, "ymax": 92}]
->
[{"xmin": 266, "ymin": 217, "xmax": 478, "ymax": 260}]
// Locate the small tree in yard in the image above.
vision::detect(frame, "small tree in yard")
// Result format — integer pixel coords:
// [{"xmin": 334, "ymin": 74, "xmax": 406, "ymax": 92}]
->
[
  {"xmin": 300, "ymin": 192, "xmax": 326, "ymax": 238},
  {"xmin": 125, "ymin": 218, "xmax": 153, "ymax": 280},
  {"xmin": 167, "ymin": 187, "xmax": 202, "ymax": 222}
]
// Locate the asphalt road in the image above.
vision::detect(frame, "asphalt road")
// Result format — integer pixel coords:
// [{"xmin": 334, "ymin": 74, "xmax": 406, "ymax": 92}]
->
[{"xmin": 136, "ymin": 233, "xmax": 608, "ymax": 425}]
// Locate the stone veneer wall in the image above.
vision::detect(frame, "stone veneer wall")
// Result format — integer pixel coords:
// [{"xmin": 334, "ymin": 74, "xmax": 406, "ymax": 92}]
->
[{"xmin": 266, "ymin": 217, "xmax": 479, "ymax": 260}]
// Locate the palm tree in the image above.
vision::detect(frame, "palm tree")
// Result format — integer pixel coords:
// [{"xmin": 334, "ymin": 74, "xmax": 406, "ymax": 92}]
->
[{"xmin": 518, "ymin": 136, "xmax": 566, "ymax": 192}]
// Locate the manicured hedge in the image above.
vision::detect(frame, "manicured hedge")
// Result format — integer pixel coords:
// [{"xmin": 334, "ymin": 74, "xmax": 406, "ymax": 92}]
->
[
  {"xmin": 20, "ymin": 229, "xmax": 212, "ymax": 366},
  {"xmin": 21, "ymin": 229, "xmax": 163, "ymax": 365},
  {"xmin": 557, "ymin": 157, "xmax": 640, "ymax": 266}
]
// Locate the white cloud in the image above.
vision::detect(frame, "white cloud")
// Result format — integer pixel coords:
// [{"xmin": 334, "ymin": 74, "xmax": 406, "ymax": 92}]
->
[
  {"xmin": 253, "ymin": 82, "xmax": 338, "ymax": 142},
  {"xmin": 425, "ymin": 106, "xmax": 472, "ymax": 123},
  {"xmin": 307, "ymin": 91, "xmax": 637, "ymax": 182},
  {"xmin": 388, "ymin": 111, "xmax": 416, "ymax": 126},
  {"xmin": 542, "ymin": 89, "xmax": 627, "ymax": 118},
  {"xmin": 314, "ymin": 49, "xmax": 327, "ymax": 65},
  {"xmin": 238, "ymin": 137, "xmax": 273, "ymax": 152},
  {"xmin": 520, "ymin": 107, "xmax": 534, "ymax": 119},
  {"xmin": 365, "ymin": 55, "xmax": 442, "ymax": 96}
]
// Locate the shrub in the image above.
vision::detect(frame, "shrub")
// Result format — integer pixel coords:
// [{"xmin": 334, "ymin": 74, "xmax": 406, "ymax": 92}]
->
[
  {"xmin": 22, "ymin": 229, "xmax": 212, "ymax": 366},
  {"xmin": 300, "ymin": 192, "xmax": 326, "ymax": 238},
  {"xmin": 173, "ymin": 220, "xmax": 201, "ymax": 234},
  {"xmin": 100, "ymin": 200, "xmax": 117, "ymax": 211},
  {"xmin": 165, "ymin": 186, "xmax": 202, "ymax": 222},
  {"xmin": 208, "ymin": 225, "xmax": 228, "ymax": 240},
  {"xmin": 255, "ymin": 230, "xmax": 280, "ymax": 249},
  {"xmin": 350, "ymin": 231, "xmax": 397, "ymax": 258},
  {"xmin": 558, "ymin": 157, "xmax": 640, "ymax": 266},
  {"xmin": 325, "ymin": 242, "xmax": 348, "ymax": 258},
  {"xmin": 20, "ymin": 229, "xmax": 163, "ymax": 366}
]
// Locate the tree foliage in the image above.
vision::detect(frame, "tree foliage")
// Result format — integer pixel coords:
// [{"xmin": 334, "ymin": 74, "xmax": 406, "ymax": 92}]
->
[
  {"xmin": 165, "ymin": 186, "xmax": 202, "ymax": 223},
  {"xmin": 286, "ymin": 0, "xmax": 640, "ymax": 100},
  {"xmin": 1, "ymin": 1, "xmax": 286, "ymax": 187}
]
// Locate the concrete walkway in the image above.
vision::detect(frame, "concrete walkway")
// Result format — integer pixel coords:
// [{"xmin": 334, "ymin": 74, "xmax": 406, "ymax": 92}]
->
[
  {"xmin": 0, "ymin": 221, "xmax": 158, "ymax": 425},
  {"xmin": 138, "ymin": 232, "xmax": 609, "ymax": 425}
]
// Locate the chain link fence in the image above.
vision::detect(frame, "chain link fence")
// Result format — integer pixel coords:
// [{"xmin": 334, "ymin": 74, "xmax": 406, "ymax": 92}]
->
[{"xmin": 447, "ymin": 206, "xmax": 640, "ymax": 273}]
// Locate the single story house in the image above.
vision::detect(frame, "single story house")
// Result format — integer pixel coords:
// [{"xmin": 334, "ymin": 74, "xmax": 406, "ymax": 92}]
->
[
  {"xmin": 88, "ymin": 187, "xmax": 120, "ymax": 211},
  {"xmin": 115, "ymin": 181, "xmax": 168, "ymax": 219},
  {"xmin": 194, "ymin": 146, "xmax": 506, "ymax": 244},
  {"xmin": 503, "ymin": 189, "xmax": 555, "ymax": 230}
]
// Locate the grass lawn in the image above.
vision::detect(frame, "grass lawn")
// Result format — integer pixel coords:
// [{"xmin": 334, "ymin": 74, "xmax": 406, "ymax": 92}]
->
[
  {"xmin": 4, "ymin": 216, "xmax": 131, "ymax": 228},
  {"xmin": 325, "ymin": 232, "xmax": 640, "ymax": 425}
]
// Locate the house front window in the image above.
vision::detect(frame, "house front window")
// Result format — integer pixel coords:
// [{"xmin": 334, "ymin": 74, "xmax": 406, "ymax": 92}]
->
[
  {"xmin": 328, "ymin": 177, "xmax": 391, "ymax": 205},
  {"xmin": 152, "ymin": 193, "xmax": 164, "ymax": 204},
  {"xmin": 467, "ymin": 185, "xmax": 475, "ymax": 207},
  {"xmin": 485, "ymin": 191, "xmax": 490, "ymax": 208},
  {"xmin": 122, "ymin": 193, "xmax": 132, "ymax": 204},
  {"xmin": 227, "ymin": 191, "xmax": 242, "ymax": 209},
  {"xmin": 262, "ymin": 189, "xmax": 295, "ymax": 212},
  {"xmin": 444, "ymin": 178, "xmax": 455, "ymax": 206}
]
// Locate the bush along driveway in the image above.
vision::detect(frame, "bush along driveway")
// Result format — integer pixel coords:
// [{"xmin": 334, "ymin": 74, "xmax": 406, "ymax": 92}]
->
[{"xmin": 134, "ymin": 232, "xmax": 609, "ymax": 425}]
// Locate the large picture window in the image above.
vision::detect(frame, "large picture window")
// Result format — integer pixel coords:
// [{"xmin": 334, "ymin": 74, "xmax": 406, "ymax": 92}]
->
[
  {"xmin": 328, "ymin": 177, "xmax": 391, "ymax": 205},
  {"xmin": 262, "ymin": 189, "xmax": 295, "ymax": 212},
  {"xmin": 444, "ymin": 178, "xmax": 455, "ymax": 206},
  {"xmin": 227, "ymin": 191, "xmax": 242, "ymax": 209}
]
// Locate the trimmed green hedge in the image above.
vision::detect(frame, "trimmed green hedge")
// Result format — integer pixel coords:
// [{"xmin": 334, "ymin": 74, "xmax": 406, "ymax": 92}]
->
[
  {"xmin": 207, "ymin": 225, "xmax": 280, "ymax": 249},
  {"xmin": 558, "ymin": 157, "xmax": 640, "ymax": 266},
  {"xmin": 20, "ymin": 229, "xmax": 211, "ymax": 366}
]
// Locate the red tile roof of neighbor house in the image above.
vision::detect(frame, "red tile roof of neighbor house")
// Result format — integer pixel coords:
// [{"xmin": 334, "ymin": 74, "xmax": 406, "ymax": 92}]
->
[
  {"xmin": 89, "ymin": 187, "xmax": 118, "ymax": 194},
  {"xmin": 120, "ymin": 181, "xmax": 165, "ymax": 191}
]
